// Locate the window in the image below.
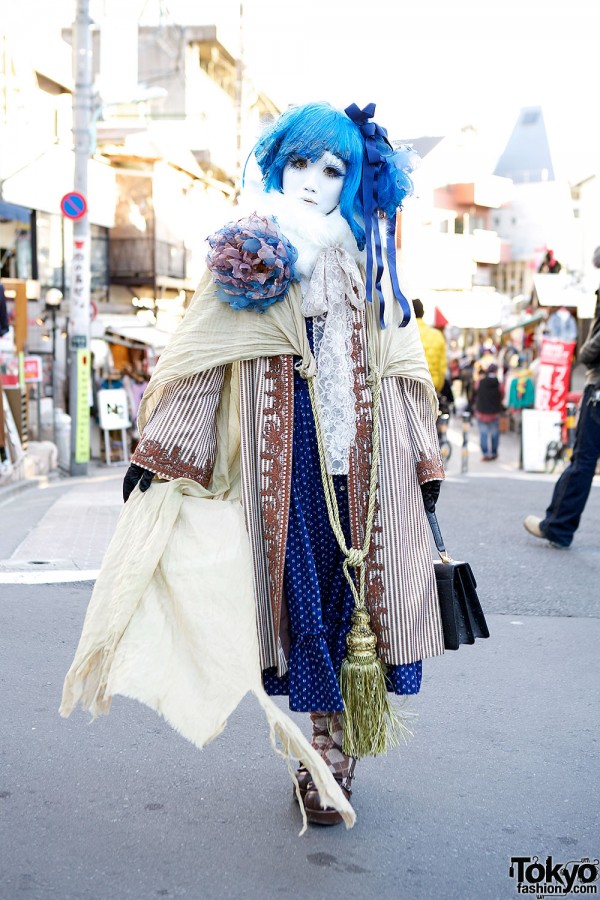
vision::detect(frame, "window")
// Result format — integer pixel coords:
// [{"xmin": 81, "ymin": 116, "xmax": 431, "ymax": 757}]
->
[{"xmin": 90, "ymin": 225, "xmax": 109, "ymax": 304}]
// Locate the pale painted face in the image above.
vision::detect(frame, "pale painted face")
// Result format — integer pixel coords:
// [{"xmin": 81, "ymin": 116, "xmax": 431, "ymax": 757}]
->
[{"xmin": 281, "ymin": 151, "xmax": 347, "ymax": 215}]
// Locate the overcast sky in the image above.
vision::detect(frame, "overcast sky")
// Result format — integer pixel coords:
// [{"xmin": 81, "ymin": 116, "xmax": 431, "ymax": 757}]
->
[
  {"xmin": 161, "ymin": 0, "xmax": 598, "ymax": 180},
  {"xmin": 7, "ymin": 0, "xmax": 599, "ymax": 180}
]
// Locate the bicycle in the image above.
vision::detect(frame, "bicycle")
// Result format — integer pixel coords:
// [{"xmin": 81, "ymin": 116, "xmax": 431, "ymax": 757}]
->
[{"xmin": 544, "ymin": 421, "xmax": 570, "ymax": 474}]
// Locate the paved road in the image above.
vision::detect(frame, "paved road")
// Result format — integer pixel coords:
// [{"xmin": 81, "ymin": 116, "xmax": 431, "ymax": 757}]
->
[{"xmin": 0, "ymin": 459, "xmax": 598, "ymax": 900}]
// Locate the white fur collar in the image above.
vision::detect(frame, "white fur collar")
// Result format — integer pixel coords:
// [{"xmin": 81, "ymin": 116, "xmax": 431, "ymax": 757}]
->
[{"xmin": 235, "ymin": 181, "xmax": 364, "ymax": 281}]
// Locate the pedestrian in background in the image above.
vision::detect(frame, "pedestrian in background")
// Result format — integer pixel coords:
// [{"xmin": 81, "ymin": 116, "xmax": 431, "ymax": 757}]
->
[
  {"xmin": 412, "ymin": 297, "xmax": 447, "ymax": 395},
  {"xmin": 473, "ymin": 363, "xmax": 504, "ymax": 461},
  {"xmin": 0, "ymin": 283, "xmax": 10, "ymax": 476},
  {"xmin": 0, "ymin": 283, "xmax": 9, "ymax": 338},
  {"xmin": 524, "ymin": 247, "xmax": 600, "ymax": 547}
]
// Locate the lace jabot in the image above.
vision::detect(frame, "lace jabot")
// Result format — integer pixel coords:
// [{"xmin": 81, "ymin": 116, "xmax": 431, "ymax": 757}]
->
[{"xmin": 301, "ymin": 247, "xmax": 366, "ymax": 475}]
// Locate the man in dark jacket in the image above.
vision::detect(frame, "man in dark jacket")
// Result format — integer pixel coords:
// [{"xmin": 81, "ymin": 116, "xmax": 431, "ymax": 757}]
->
[
  {"xmin": 524, "ymin": 262, "xmax": 600, "ymax": 548},
  {"xmin": 473, "ymin": 363, "xmax": 504, "ymax": 460}
]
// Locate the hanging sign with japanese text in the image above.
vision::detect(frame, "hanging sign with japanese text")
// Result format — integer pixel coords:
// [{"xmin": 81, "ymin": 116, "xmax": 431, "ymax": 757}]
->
[
  {"xmin": 70, "ymin": 236, "xmax": 91, "ymax": 346},
  {"xmin": 534, "ymin": 338, "xmax": 576, "ymax": 417},
  {"xmin": 75, "ymin": 348, "xmax": 90, "ymax": 464}
]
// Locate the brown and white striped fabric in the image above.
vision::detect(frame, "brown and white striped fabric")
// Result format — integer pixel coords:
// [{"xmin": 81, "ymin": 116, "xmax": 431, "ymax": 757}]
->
[
  {"xmin": 130, "ymin": 353, "xmax": 445, "ymax": 672},
  {"xmin": 238, "ymin": 357, "xmax": 294, "ymax": 674},
  {"xmin": 374, "ymin": 376, "xmax": 445, "ymax": 664},
  {"xmin": 132, "ymin": 368, "xmax": 225, "ymax": 484},
  {"xmin": 345, "ymin": 305, "xmax": 445, "ymax": 666}
]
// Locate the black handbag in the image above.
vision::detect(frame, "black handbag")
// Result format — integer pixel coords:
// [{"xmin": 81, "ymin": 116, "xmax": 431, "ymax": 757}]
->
[{"xmin": 426, "ymin": 509, "xmax": 490, "ymax": 651}]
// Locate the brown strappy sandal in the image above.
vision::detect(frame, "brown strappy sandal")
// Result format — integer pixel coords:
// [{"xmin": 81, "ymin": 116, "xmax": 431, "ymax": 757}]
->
[
  {"xmin": 292, "ymin": 766, "xmax": 312, "ymax": 803},
  {"xmin": 302, "ymin": 760, "xmax": 356, "ymax": 826}
]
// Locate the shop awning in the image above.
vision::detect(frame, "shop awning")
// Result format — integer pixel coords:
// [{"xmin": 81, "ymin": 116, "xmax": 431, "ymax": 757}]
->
[
  {"xmin": 532, "ymin": 274, "xmax": 588, "ymax": 308},
  {"xmin": 92, "ymin": 315, "xmax": 175, "ymax": 351},
  {"xmin": 423, "ymin": 290, "xmax": 507, "ymax": 329},
  {"xmin": 103, "ymin": 325, "xmax": 173, "ymax": 351},
  {"xmin": 0, "ymin": 201, "xmax": 31, "ymax": 222},
  {"xmin": 500, "ymin": 312, "xmax": 546, "ymax": 335}
]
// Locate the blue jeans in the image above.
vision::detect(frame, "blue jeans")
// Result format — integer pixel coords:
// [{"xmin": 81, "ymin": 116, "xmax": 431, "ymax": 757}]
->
[
  {"xmin": 541, "ymin": 384, "xmax": 600, "ymax": 547},
  {"xmin": 477, "ymin": 417, "xmax": 500, "ymax": 457}
]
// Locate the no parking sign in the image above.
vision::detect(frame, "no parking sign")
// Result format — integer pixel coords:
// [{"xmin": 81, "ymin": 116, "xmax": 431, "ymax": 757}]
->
[{"xmin": 60, "ymin": 192, "xmax": 87, "ymax": 220}]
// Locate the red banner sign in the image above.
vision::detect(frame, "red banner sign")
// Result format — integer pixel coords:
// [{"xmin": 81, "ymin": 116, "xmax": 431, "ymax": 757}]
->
[
  {"xmin": 24, "ymin": 356, "xmax": 43, "ymax": 383},
  {"xmin": 534, "ymin": 338, "xmax": 576, "ymax": 416}
]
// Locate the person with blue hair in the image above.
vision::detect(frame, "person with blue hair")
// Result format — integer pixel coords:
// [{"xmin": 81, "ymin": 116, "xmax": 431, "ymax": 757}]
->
[
  {"xmin": 252, "ymin": 101, "xmax": 415, "ymax": 252},
  {"xmin": 62, "ymin": 101, "xmax": 446, "ymax": 830}
]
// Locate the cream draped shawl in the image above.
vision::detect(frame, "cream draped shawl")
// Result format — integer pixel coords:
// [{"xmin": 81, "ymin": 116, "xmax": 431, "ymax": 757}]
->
[
  {"xmin": 60, "ymin": 479, "xmax": 355, "ymax": 834},
  {"xmin": 138, "ymin": 259, "xmax": 435, "ymax": 435}
]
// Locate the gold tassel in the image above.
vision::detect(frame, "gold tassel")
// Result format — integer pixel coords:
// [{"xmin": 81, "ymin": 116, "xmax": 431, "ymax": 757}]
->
[
  {"xmin": 339, "ymin": 608, "xmax": 412, "ymax": 758},
  {"xmin": 305, "ymin": 371, "xmax": 413, "ymax": 758}
]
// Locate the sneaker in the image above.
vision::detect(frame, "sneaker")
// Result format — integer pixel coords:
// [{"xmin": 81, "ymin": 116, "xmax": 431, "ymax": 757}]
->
[
  {"xmin": 523, "ymin": 516, "xmax": 569, "ymax": 549},
  {"xmin": 523, "ymin": 515, "xmax": 545, "ymax": 539}
]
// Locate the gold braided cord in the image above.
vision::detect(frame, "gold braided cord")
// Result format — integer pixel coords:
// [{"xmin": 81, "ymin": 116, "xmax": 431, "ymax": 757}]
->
[
  {"xmin": 304, "ymin": 364, "xmax": 411, "ymax": 758},
  {"xmin": 305, "ymin": 371, "xmax": 381, "ymax": 609}
]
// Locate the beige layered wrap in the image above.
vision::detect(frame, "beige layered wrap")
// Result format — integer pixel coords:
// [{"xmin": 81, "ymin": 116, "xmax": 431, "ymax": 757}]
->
[
  {"xmin": 138, "ymin": 265, "xmax": 436, "ymax": 434},
  {"xmin": 60, "ymin": 478, "xmax": 355, "ymax": 833}
]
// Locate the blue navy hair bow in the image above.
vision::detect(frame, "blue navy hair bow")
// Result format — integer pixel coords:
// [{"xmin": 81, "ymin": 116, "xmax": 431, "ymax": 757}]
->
[{"xmin": 345, "ymin": 102, "xmax": 411, "ymax": 329}]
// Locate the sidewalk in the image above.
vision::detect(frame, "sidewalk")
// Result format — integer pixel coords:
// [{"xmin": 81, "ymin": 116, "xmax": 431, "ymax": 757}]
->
[
  {"xmin": 0, "ymin": 461, "xmax": 127, "ymax": 583},
  {"xmin": 0, "ymin": 417, "xmax": 596, "ymax": 585}
]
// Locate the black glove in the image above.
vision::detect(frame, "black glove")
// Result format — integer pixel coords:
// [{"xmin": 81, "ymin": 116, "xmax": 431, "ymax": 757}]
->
[
  {"xmin": 420, "ymin": 479, "xmax": 441, "ymax": 514},
  {"xmin": 123, "ymin": 463, "xmax": 154, "ymax": 502}
]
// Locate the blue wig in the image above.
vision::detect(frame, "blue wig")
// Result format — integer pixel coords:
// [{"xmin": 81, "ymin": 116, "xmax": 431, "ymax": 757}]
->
[
  {"xmin": 252, "ymin": 102, "xmax": 417, "ymax": 253},
  {"xmin": 254, "ymin": 102, "xmax": 364, "ymax": 247}
]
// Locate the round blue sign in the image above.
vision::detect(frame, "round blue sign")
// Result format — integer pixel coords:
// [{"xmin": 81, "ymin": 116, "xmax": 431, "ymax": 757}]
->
[{"xmin": 60, "ymin": 192, "xmax": 87, "ymax": 220}]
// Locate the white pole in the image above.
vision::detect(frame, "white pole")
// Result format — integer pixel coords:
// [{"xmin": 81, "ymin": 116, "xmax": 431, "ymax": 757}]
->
[
  {"xmin": 69, "ymin": 0, "xmax": 93, "ymax": 475},
  {"xmin": 235, "ymin": 1, "xmax": 244, "ymax": 194}
]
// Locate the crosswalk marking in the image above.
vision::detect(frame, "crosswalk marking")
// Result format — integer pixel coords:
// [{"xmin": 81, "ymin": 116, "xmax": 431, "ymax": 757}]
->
[{"xmin": 0, "ymin": 569, "xmax": 99, "ymax": 585}]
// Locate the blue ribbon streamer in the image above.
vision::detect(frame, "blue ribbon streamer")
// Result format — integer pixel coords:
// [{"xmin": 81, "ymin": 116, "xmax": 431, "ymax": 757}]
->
[{"xmin": 345, "ymin": 102, "xmax": 411, "ymax": 329}]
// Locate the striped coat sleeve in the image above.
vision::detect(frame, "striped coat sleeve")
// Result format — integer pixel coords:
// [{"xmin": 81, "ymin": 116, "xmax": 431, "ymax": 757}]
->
[
  {"xmin": 398, "ymin": 379, "xmax": 445, "ymax": 484},
  {"xmin": 373, "ymin": 375, "xmax": 445, "ymax": 664},
  {"xmin": 131, "ymin": 368, "xmax": 226, "ymax": 485}
]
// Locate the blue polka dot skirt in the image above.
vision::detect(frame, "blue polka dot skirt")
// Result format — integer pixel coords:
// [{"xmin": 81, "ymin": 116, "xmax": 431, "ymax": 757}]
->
[{"xmin": 262, "ymin": 325, "xmax": 422, "ymax": 712}]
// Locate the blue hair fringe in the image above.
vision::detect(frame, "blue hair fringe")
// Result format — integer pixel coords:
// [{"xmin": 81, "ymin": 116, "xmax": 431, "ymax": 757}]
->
[{"xmin": 251, "ymin": 102, "xmax": 419, "ymax": 252}]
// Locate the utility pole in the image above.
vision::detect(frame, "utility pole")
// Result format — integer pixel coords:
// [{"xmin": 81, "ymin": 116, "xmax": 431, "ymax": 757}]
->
[
  {"xmin": 234, "ymin": 1, "xmax": 244, "ymax": 196},
  {"xmin": 69, "ymin": 0, "xmax": 93, "ymax": 475}
]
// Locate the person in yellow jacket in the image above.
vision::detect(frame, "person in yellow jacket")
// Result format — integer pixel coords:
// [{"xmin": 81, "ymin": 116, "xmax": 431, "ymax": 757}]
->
[{"xmin": 413, "ymin": 298, "xmax": 447, "ymax": 393}]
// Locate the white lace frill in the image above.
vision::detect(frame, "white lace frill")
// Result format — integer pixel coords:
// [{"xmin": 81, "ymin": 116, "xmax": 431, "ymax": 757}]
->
[{"xmin": 301, "ymin": 247, "xmax": 366, "ymax": 475}]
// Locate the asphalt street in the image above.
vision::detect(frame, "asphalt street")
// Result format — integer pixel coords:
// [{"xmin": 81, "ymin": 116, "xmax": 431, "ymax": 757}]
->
[{"xmin": 0, "ymin": 441, "xmax": 598, "ymax": 900}]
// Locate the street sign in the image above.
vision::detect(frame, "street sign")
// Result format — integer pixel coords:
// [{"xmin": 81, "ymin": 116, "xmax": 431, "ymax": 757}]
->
[
  {"xmin": 69, "ymin": 237, "xmax": 90, "ymax": 341},
  {"xmin": 74, "ymin": 349, "xmax": 90, "ymax": 464},
  {"xmin": 97, "ymin": 388, "xmax": 131, "ymax": 430},
  {"xmin": 23, "ymin": 356, "xmax": 43, "ymax": 383},
  {"xmin": 534, "ymin": 338, "xmax": 576, "ymax": 418},
  {"xmin": 60, "ymin": 192, "xmax": 87, "ymax": 220},
  {"xmin": 522, "ymin": 408, "xmax": 561, "ymax": 472}
]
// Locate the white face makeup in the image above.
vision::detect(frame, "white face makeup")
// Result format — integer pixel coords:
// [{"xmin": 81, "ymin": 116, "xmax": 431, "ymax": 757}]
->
[{"xmin": 281, "ymin": 151, "xmax": 347, "ymax": 215}]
